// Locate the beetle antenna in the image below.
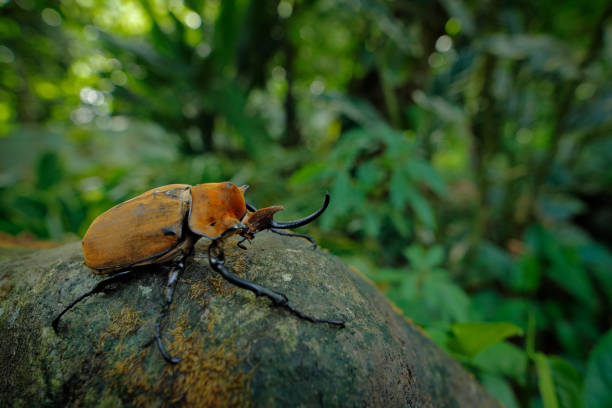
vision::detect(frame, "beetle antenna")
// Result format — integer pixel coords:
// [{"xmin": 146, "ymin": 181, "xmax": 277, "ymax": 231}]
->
[
  {"xmin": 270, "ymin": 192, "xmax": 329, "ymax": 229},
  {"xmin": 52, "ymin": 269, "xmax": 138, "ymax": 332}
]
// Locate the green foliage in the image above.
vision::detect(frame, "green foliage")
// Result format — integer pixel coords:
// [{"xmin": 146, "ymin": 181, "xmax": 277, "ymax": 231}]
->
[
  {"xmin": 584, "ymin": 330, "xmax": 612, "ymax": 408},
  {"xmin": 448, "ymin": 322, "xmax": 523, "ymax": 357},
  {"xmin": 1, "ymin": 0, "xmax": 611, "ymax": 406},
  {"xmin": 535, "ymin": 353, "xmax": 559, "ymax": 408}
]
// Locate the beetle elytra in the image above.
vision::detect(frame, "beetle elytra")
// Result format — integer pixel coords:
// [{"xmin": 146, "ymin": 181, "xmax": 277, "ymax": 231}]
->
[{"xmin": 52, "ymin": 182, "xmax": 344, "ymax": 363}]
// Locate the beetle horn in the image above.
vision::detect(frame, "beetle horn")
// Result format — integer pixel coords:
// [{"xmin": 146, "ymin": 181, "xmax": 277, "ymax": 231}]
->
[
  {"xmin": 271, "ymin": 192, "xmax": 330, "ymax": 229},
  {"xmin": 243, "ymin": 206, "xmax": 284, "ymax": 232}
]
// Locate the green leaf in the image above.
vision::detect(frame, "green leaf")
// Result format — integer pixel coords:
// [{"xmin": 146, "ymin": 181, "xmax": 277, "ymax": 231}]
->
[
  {"xmin": 480, "ymin": 373, "xmax": 520, "ymax": 408},
  {"xmin": 448, "ymin": 322, "xmax": 524, "ymax": 357},
  {"xmin": 549, "ymin": 357, "xmax": 583, "ymax": 408},
  {"xmin": 580, "ymin": 243, "xmax": 612, "ymax": 300},
  {"xmin": 537, "ymin": 192, "xmax": 585, "ymax": 221},
  {"xmin": 422, "ymin": 273, "xmax": 471, "ymax": 323},
  {"xmin": 356, "ymin": 162, "xmax": 385, "ymax": 191},
  {"xmin": 534, "ymin": 353, "xmax": 583, "ymax": 408},
  {"xmin": 403, "ymin": 244, "xmax": 426, "ymax": 266},
  {"xmin": 389, "ymin": 166, "xmax": 410, "ymax": 209},
  {"xmin": 289, "ymin": 162, "xmax": 330, "ymax": 185},
  {"xmin": 405, "ymin": 185, "xmax": 436, "ymax": 230},
  {"xmin": 584, "ymin": 329, "xmax": 612, "ymax": 408},
  {"xmin": 321, "ymin": 171, "xmax": 355, "ymax": 230},
  {"xmin": 37, "ymin": 151, "xmax": 62, "ymax": 190},
  {"xmin": 212, "ymin": 0, "xmax": 248, "ymax": 70},
  {"xmin": 535, "ymin": 353, "xmax": 559, "ymax": 408},
  {"xmin": 471, "ymin": 341, "xmax": 527, "ymax": 380},
  {"xmin": 405, "ymin": 160, "xmax": 446, "ymax": 196},
  {"xmin": 424, "ymin": 245, "xmax": 444, "ymax": 268},
  {"xmin": 513, "ymin": 252, "xmax": 541, "ymax": 292},
  {"xmin": 389, "ymin": 210, "xmax": 412, "ymax": 237}
]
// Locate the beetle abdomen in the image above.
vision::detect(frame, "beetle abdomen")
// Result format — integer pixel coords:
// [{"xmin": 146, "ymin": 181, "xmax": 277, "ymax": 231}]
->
[{"xmin": 82, "ymin": 184, "xmax": 191, "ymax": 273}]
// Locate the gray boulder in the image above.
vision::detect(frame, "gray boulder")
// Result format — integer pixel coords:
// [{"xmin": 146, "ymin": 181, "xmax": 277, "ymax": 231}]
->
[{"xmin": 0, "ymin": 232, "xmax": 499, "ymax": 407}]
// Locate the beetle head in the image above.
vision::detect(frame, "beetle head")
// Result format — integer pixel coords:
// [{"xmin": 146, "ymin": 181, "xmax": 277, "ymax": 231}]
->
[{"xmin": 240, "ymin": 205, "xmax": 284, "ymax": 239}]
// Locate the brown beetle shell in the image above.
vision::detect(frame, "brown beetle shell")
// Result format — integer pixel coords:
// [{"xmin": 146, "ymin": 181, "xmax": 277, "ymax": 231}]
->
[{"xmin": 82, "ymin": 182, "xmax": 247, "ymax": 273}]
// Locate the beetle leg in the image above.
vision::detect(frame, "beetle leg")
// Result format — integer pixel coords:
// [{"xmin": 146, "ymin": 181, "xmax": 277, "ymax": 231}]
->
[
  {"xmin": 208, "ymin": 241, "xmax": 344, "ymax": 328},
  {"xmin": 52, "ymin": 269, "xmax": 137, "ymax": 332},
  {"xmin": 237, "ymin": 237, "xmax": 249, "ymax": 250},
  {"xmin": 155, "ymin": 258, "xmax": 186, "ymax": 364},
  {"xmin": 270, "ymin": 229, "xmax": 318, "ymax": 249}
]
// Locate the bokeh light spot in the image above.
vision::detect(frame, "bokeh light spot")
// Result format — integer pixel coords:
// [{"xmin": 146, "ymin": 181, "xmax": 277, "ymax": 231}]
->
[
  {"xmin": 435, "ymin": 35, "xmax": 452, "ymax": 52},
  {"xmin": 277, "ymin": 1, "xmax": 293, "ymax": 18},
  {"xmin": 34, "ymin": 81, "xmax": 59, "ymax": 99},
  {"xmin": 196, "ymin": 43, "xmax": 211, "ymax": 58},
  {"xmin": 185, "ymin": 11, "xmax": 202, "ymax": 29},
  {"xmin": 445, "ymin": 17, "xmax": 462, "ymax": 35},
  {"xmin": 309, "ymin": 79, "xmax": 325, "ymax": 95},
  {"xmin": 0, "ymin": 46, "xmax": 15, "ymax": 64},
  {"xmin": 42, "ymin": 8, "xmax": 62, "ymax": 27},
  {"xmin": 111, "ymin": 70, "xmax": 128, "ymax": 86}
]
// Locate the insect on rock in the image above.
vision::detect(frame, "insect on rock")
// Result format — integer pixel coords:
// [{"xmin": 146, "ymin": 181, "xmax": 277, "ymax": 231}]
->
[{"xmin": 52, "ymin": 182, "xmax": 345, "ymax": 363}]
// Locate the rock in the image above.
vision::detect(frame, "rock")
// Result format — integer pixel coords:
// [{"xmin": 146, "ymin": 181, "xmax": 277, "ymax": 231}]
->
[{"xmin": 0, "ymin": 232, "xmax": 499, "ymax": 407}]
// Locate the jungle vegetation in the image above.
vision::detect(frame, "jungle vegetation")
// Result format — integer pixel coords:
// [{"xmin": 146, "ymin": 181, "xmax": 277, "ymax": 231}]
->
[{"xmin": 1, "ymin": 0, "xmax": 611, "ymax": 406}]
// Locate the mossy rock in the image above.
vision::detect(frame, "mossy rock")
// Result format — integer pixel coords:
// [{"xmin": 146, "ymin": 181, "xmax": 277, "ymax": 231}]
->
[{"xmin": 0, "ymin": 232, "xmax": 499, "ymax": 407}]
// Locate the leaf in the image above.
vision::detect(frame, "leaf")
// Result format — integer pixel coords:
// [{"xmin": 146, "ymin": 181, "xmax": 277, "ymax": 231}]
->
[
  {"xmin": 36, "ymin": 151, "xmax": 62, "ymax": 190},
  {"xmin": 212, "ymin": 0, "xmax": 246, "ymax": 70},
  {"xmin": 536, "ymin": 193, "xmax": 586, "ymax": 221},
  {"xmin": 512, "ymin": 252, "xmax": 541, "ymax": 292},
  {"xmin": 405, "ymin": 185, "xmax": 436, "ymax": 230},
  {"xmin": 356, "ymin": 162, "xmax": 385, "ymax": 191},
  {"xmin": 319, "ymin": 93, "xmax": 384, "ymax": 127},
  {"xmin": 479, "ymin": 373, "xmax": 520, "ymax": 408},
  {"xmin": 566, "ymin": 91, "xmax": 612, "ymax": 133},
  {"xmin": 535, "ymin": 353, "xmax": 559, "ymax": 408},
  {"xmin": 580, "ymin": 243, "xmax": 612, "ymax": 300},
  {"xmin": 448, "ymin": 322, "xmax": 524, "ymax": 357},
  {"xmin": 529, "ymin": 225, "xmax": 596, "ymax": 307},
  {"xmin": 389, "ymin": 210, "xmax": 412, "ymax": 237},
  {"xmin": 362, "ymin": 205, "xmax": 381, "ymax": 237},
  {"xmin": 403, "ymin": 244, "xmax": 426, "ymax": 269},
  {"xmin": 321, "ymin": 171, "xmax": 355, "ymax": 230},
  {"xmin": 289, "ymin": 162, "xmax": 330, "ymax": 185},
  {"xmin": 405, "ymin": 159, "xmax": 446, "ymax": 196},
  {"xmin": 475, "ymin": 241, "xmax": 516, "ymax": 284},
  {"xmin": 481, "ymin": 34, "xmax": 579, "ymax": 79},
  {"xmin": 548, "ymin": 250, "xmax": 596, "ymax": 309},
  {"xmin": 210, "ymin": 83, "xmax": 270, "ymax": 158},
  {"xmin": 584, "ymin": 329, "xmax": 612, "ymax": 408},
  {"xmin": 411, "ymin": 91, "xmax": 467, "ymax": 123},
  {"xmin": 389, "ymin": 270, "xmax": 471, "ymax": 325},
  {"xmin": 471, "ymin": 341, "xmax": 527, "ymax": 380},
  {"xmin": 424, "ymin": 245, "xmax": 444, "ymax": 268},
  {"xmin": 549, "ymin": 357, "xmax": 583, "ymax": 408},
  {"xmin": 423, "ymin": 273, "xmax": 471, "ymax": 323},
  {"xmin": 389, "ymin": 166, "xmax": 410, "ymax": 209}
]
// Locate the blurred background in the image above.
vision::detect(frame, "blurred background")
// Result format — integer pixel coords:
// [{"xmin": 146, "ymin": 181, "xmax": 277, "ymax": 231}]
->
[{"xmin": 1, "ymin": 0, "xmax": 611, "ymax": 406}]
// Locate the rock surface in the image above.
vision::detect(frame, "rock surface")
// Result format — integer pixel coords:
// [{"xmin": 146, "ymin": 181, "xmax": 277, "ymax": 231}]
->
[{"xmin": 0, "ymin": 232, "xmax": 499, "ymax": 407}]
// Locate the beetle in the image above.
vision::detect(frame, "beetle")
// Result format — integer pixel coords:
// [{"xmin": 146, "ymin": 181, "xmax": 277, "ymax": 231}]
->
[{"xmin": 52, "ymin": 182, "xmax": 344, "ymax": 363}]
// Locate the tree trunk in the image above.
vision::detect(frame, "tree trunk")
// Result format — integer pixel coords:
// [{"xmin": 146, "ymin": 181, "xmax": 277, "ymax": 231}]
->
[{"xmin": 0, "ymin": 232, "xmax": 499, "ymax": 407}]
